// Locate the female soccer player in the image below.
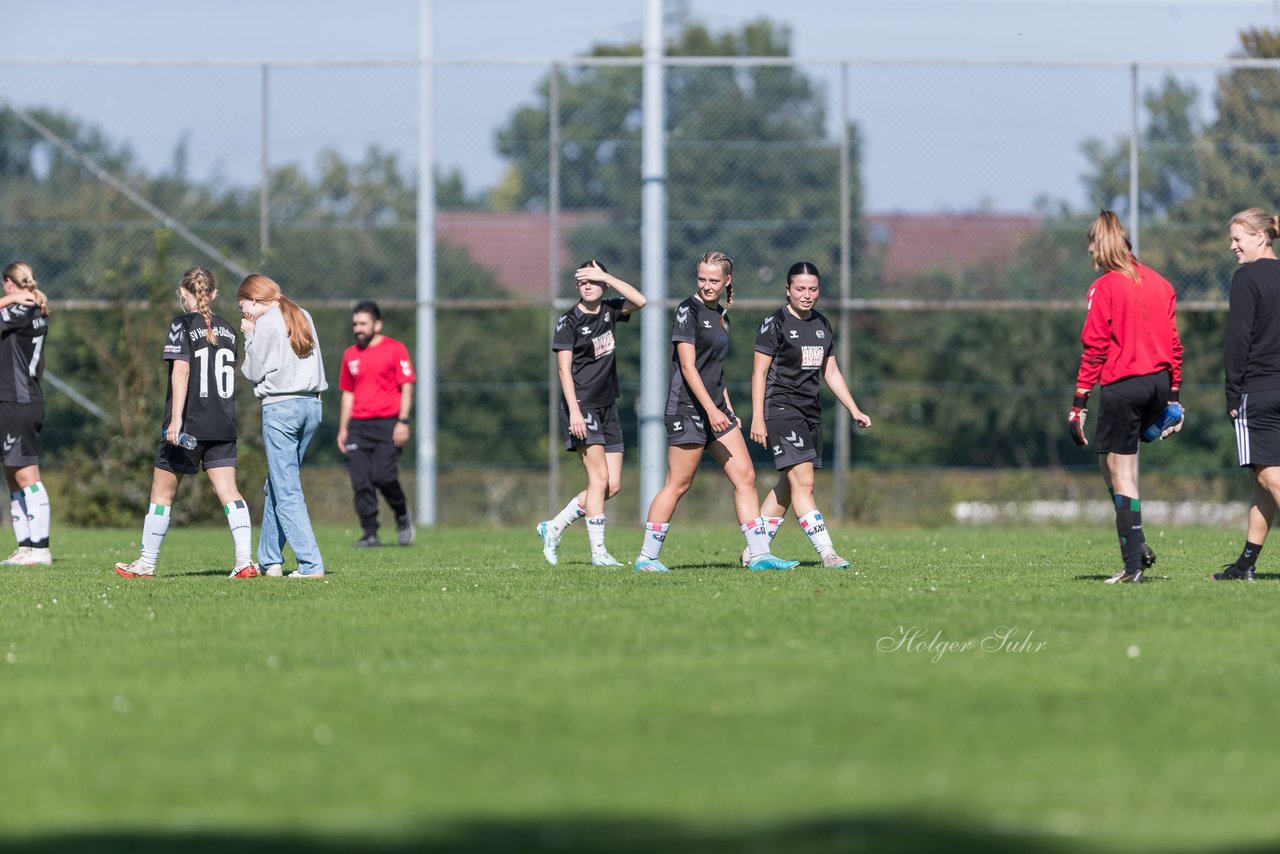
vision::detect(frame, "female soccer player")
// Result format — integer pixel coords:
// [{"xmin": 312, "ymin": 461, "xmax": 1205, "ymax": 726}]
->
[
  {"xmin": 750, "ymin": 261, "xmax": 871, "ymax": 569},
  {"xmin": 238, "ymin": 273, "xmax": 328, "ymax": 579},
  {"xmin": 1068, "ymin": 210, "xmax": 1182, "ymax": 585},
  {"xmin": 1214, "ymin": 208, "xmax": 1280, "ymax": 581},
  {"xmin": 633, "ymin": 252, "xmax": 797, "ymax": 573},
  {"xmin": 0, "ymin": 262, "xmax": 52, "ymax": 566},
  {"xmin": 536, "ymin": 261, "xmax": 645, "ymax": 567},
  {"xmin": 115, "ymin": 267, "xmax": 258, "ymax": 579}
]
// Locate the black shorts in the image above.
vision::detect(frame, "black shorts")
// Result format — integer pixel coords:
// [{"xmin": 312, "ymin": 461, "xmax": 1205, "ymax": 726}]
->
[
  {"xmin": 1234, "ymin": 389, "xmax": 1280, "ymax": 468},
  {"xmin": 560, "ymin": 403, "xmax": 624, "ymax": 453},
  {"xmin": 0, "ymin": 401, "xmax": 43, "ymax": 467},
  {"xmin": 1094, "ymin": 372, "xmax": 1170, "ymax": 455},
  {"xmin": 665, "ymin": 403, "xmax": 740, "ymax": 447},
  {"xmin": 155, "ymin": 439, "xmax": 238, "ymax": 475},
  {"xmin": 764, "ymin": 414, "xmax": 823, "ymax": 471}
]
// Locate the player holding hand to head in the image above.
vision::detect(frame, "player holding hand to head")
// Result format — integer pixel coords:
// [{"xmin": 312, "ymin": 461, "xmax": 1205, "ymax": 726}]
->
[
  {"xmin": 537, "ymin": 261, "xmax": 645, "ymax": 567},
  {"xmin": 750, "ymin": 262, "xmax": 871, "ymax": 569},
  {"xmin": 115, "ymin": 266, "xmax": 258, "ymax": 579},
  {"xmin": 0, "ymin": 262, "xmax": 52, "ymax": 566},
  {"xmin": 1069, "ymin": 210, "xmax": 1182, "ymax": 585},
  {"xmin": 633, "ymin": 252, "xmax": 797, "ymax": 573}
]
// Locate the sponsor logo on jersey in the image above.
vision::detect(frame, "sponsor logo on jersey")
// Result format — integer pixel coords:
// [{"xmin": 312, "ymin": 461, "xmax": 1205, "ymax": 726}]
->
[
  {"xmin": 772, "ymin": 444, "xmax": 783, "ymax": 456},
  {"xmin": 789, "ymin": 329, "xmax": 799, "ymax": 339},
  {"xmin": 675, "ymin": 305, "xmax": 691, "ymax": 329},
  {"xmin": 759, "ymin": 318, "xmax": 774, "ymax": 335},
  {"xmin": 556, "ymin": 317, "xmax": 569, "ymax": 332},
  {"xmin": 801, "ymin": 346, "xmax": 824, "ymax": 369},
  {"xmin": 400, "ymin": 359, "xmax": 412, "ymax": 377},
  {"xmin": 579, "ymin": 326, "xmax": 592, "ymax": 336},
  {"xmin": 671, "ymin": 420, "xmax": 683, "ymax": 432},
  {"xmin": 163, "ymin": 344, "xmax": 183, "ymax": 355},
  {"xmin": 591, "ymin": 330, "xmax": 616, "ymax": 359},
  {"xmin": 348, "ymin": 358, "xmax": 360, "ymax": 376},
  {"xmin": 702, "ymin": 320, "xmax": 712, "ymax": 328},
  {"xmin": 188, "ymin": 326, "xmax": 236, "ymax": 343}
]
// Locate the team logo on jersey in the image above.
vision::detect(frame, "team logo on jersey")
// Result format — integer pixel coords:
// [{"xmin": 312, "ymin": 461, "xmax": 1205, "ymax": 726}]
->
[
  {"xmin": 801, "ymin": 346, "xmax": 824, "ymax": 369},
  {"xmin": 789, "ymin": 330, "xmax": 799, "ymax": 339},
  {"xmin": 348, "ymin": 359, "xmax": 360, "ymax": 376},
  {"xmin": 400, "ymin": 359, "xmax": 412, "ymax": 377},
  {"xmin": 2, "ymin": 434, "xmax": 15, "ymax": 452},
  {"xmin": 816, "ymin": 330, "xmax": 825, "ymax": 339},
  {"xmin": 592, "ymin": 330, "xmax": 616, "ymax": 359},
  {"xmin": 702, "ymin": 320, "xmax": 712, "ymax": 328},
  {"xmin": 168, "ymin": 322, "xmax": 183, "ymax": 343},
  {"xmin": 579, "ymin": 326, "xmax": 592, "ymax": 336}
]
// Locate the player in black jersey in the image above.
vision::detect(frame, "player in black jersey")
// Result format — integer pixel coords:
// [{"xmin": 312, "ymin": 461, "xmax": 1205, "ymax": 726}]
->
[
  {"xmin": 0, "ymin": 262, "xmax": 53, "ymax": 566},
  {"xmin": 115, "ymin": 267, "xmax": 259, "ymax": 580},
  {"xmin": 632, "ymin": 252, "xmax": 798, "ymax": 573},
  {"xmin": 750, "ymin": 262, "xmax": 871, "ymax": 569},
  {"xmin": 537, "ymin": 261, "xmax": 646, "ymax": 566}
]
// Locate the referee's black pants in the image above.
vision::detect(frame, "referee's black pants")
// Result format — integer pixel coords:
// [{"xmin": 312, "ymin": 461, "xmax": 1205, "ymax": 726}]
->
[{"xmin": 345, "ymin": 418, "xmax": 408, "ymax": 536}]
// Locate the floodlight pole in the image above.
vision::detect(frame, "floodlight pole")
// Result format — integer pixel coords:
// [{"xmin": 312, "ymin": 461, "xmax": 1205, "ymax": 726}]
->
[
  {"xmin": 416, "ymin": 0, "xmax": 438, "ymax": 526},
  {"xmin": 1129, "ymin": 63, "xmax": 1140, "ymax": 255},
  {"xmin": 639, "ymin": 0, "xmax": 668, "ymax": 520}
]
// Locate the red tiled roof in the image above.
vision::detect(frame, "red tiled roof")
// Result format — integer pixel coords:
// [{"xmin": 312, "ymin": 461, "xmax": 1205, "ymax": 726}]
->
[{"xmin": 436, "ymin": 210, "xmax": 607, "ymax": 297}]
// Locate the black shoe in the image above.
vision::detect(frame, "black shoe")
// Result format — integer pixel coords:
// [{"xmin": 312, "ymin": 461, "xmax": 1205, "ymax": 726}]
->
[
  {"xmin": 396, "ymin": 511, "xmax": 415, "ymax": 546},
  {"xmin": 1105, "ymin": 567, "xmax": 1144, "ymax": 585},
  {"xmin": 1212, "ymin": 563, "xmax": 1255, "ymax": 581},
  {"xmin": 1140, "ymin": 543, "xmax": 1156, "ymax": 569},
  {"xmin": 353, "ymin": 533, "xmax": 381, "ymax": 548}
]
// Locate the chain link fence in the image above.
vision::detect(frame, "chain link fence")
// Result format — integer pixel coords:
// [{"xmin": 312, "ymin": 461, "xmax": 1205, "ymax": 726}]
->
[{"xmin": 0, "ymin": 53, "xmax": 1274, "ymax": 523}]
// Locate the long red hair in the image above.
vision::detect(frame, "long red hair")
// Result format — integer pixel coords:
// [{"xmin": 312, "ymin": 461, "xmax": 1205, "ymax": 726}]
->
[{"xmin": 236, "ymin": 274, "xmax": 315, "ymax": 358}]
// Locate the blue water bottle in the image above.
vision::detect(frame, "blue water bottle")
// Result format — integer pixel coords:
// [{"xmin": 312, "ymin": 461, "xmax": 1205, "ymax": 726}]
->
[{"xmin": 1141, "ymin": 403, "xmax": 1184, "ymax": 443}]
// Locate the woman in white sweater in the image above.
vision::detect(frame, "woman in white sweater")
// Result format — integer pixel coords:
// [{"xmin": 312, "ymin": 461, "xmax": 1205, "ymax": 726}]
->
[{"xmin": 237, "ymin": 274, "xmax": 328, "ymax": 578}]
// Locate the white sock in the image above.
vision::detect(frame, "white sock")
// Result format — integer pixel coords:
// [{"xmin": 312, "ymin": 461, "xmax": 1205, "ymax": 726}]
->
[
  {"xmin": 24, "ymin": 482, "xmax": 50, "ymax": 548},
  {"xmin": 799, "ymin": 510, "xmax": 834, "ymax": 557},
  {"xmin": 586, "ymin": 514, "xmax": 607, "ymax": 555},
  {"xmin": 140, "ymin": 503, "xmax": 171, "ymax": 567},
  {"xmin": 764, "ymin": 515, "xmax": 785, "ymax": 542},
  {"xmin": 743, "ymin": 517, "xmax": 771, "ymax": 561},
  {"xmin": 640, "ymin": 522, "xmax": 669, "ymax": 560},
  {"xmin": 551, "ymin": 498, "xmax": 587, "ymax": 535},
  {"xmin": 10, "ymin": 491, "xmax": 30, "ymax": 547},
  {"xmin": 225, "ymin": 499, "xmax": 252, "ymax": 566}
]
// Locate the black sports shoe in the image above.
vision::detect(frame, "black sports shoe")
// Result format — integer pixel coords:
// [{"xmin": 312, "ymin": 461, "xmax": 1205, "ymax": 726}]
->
[
  {"xmin": 1104, "ymin": 567, "xmax": 1144, "ymax": 585},
  {"xmin": 1140, "ymin": 543, "xmax": 1156, "ymax": 569},
  {"xmin": 1212, "ymin": 563, "xmax": 1256, "ymax": 581},
  {"xmin": 353, "ymin": 533, "xmax": 381, "ymax": 548}
]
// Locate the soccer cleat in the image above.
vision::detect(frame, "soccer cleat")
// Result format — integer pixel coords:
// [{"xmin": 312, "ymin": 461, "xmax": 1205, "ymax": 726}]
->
[
  {"xmin": 591, "ymin": 551, "xmax": 623, "ymax": 567},
  {"xmin": 1104, "ymin": 567, "xmax": 1144, "ymax": 585},
  {"xmin": 115, "ymin": 559, "xmax": 156, "ymax": 579},
  {"xmin": 748, "ymin": 555, "xmax": 800, "ymax": 571},
  {"xmin": 1212, "ymin": 563, "xmax": 1256, "ymax": 582},
  {"xmin": 263, "ymin": 563, "xmax": 284, "ymax": 577},
  {"xmin": 1141, "ymin": 543, "xmax": 1156, "ymax": 569},
  {"xmin": 229, "ymin": 562, "xmax": 260, "ymax": 579},
  {"xmin": 1, "ymin": 547, "xmax": 31, "ymax": 565},
  {"xmin": 396, "ymin": 511, "xmax": 416, "ymax": 546},
  {"xmin": 634, "ymin": 558, "xmax": 671, "ymax": 573},
  {"xmin": 353, "ymin": 533, "xmax": 381, "ymax": 548},
  {"xmin": 536, "ymin": 521, "xmax": 559, "ymax": 566},
  {"xmin": 288, "ymin": 567, "xmax": 326, "ymax": 579},
  {"xmin": 13, "ymin": 548, "xmax": 52, "ymax": 566},
  {"xmin": 822, "ymin": 552, "xmax": 851, "ymax": 569},
  {"xmin": 740, "ymin": 547, "xmax": 751, "ymax": 568}
]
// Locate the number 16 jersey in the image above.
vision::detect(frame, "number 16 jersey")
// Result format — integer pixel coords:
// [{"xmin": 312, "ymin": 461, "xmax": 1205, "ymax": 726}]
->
[
  {"xmin": 0, "ymin": 304, "xmax": 48, "ymax": 404},
  {"xmin": 163, "ymin": 312, "xmax": 239, "ymax": 441}
]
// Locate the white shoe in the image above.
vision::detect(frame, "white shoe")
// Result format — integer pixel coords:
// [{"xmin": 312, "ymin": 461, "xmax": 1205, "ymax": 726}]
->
[
  {"xmin": 13, "ymin": 547, "xmax": 51, "ymax": 566},
  {"xmin": 1, "ymin": 546, "xmax": 31, "ymax": 565},
  {"xmin": 115, "ymin": 559, "xmax": 156, "ymax": 578},
  {"xmin": 536, "ymin": 521, "xmax": 560, "ymax": 566},
  {"xmin": 821, "ymin": 552, "xmax": 851, "ymax": 569},
  {"xmin": 263, "ymin": 563, "xmax": 284, "ymax": 577},
  {"xmin": 591, "ymin": 551, "xmax": 623, "ymax": 567},
  {"xmin": 740, "ymin": 546, "xmax": 751, "ymax": 567}
]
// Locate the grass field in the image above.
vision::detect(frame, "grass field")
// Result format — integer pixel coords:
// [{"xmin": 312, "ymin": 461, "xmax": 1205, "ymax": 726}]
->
[{"xmin": 3, "ymin": 521, "xmax": 1279, "ymax": 853}]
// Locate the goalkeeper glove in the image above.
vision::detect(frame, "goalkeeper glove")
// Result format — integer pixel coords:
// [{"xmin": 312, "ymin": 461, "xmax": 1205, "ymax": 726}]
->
[{"xmin": 1068, "ymin": 393, "xmax": 1089, "ymax": 447}]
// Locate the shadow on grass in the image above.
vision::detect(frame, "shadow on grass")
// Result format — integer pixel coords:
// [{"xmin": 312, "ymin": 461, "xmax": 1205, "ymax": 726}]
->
[{"xmin": 0, "ymin": 814, "xmax": 1089, "ymax": 854}]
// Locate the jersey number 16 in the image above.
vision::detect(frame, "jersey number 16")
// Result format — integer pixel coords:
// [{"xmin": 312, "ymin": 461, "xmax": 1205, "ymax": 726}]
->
[{"xmin": 193, "ymin": 348, "xmax": 235, "ymax": 399}]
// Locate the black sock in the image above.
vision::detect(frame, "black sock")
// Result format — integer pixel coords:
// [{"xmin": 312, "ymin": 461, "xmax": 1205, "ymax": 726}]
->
[
  {"xmin": 1114, "ymin": 494, "xmax": 1144, "ymax": 571},
  {"xmin": 1238, "ymin": 541, "xmax": 1264, "ymax": 571}
]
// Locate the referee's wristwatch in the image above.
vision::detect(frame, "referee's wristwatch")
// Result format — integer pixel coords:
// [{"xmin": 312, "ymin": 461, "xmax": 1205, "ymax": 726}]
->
[{"xmin": 397, "ymin": 417, "xmax": 411, "ymax": 425}]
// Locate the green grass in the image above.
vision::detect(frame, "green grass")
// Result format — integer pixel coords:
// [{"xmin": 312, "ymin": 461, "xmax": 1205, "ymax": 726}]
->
[{"xmin": 1, "ymin": 521, "xmax": 1278, "ymax": 852}]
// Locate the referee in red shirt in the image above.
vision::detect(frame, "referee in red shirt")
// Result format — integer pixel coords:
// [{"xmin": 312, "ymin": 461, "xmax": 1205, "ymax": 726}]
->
[
  {"xmin": 337, "ymin": 300, "xmax": 416, "ymax": 547},
  {"xmin": 1069, "ymin": 210, "xmax": 1183, "ymax": 584}
]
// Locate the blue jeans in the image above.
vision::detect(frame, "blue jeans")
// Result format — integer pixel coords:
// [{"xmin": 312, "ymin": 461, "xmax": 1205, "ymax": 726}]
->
[{"xmin": 258, "ymin": 397, "xmax": 324, "ymax": 572}]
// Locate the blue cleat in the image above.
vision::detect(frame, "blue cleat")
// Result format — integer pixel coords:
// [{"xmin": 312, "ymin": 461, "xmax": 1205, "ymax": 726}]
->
[
  {"xmin": 634, "ymin": 558, "xmax": 671, "ymax": 573},
  {"xmin": 536, "ymin": 521, "xmax": 559, "ymax": 566},
  {"xmin": 748, "ymin": 555, "xmax": 799, "ymax": 571}
]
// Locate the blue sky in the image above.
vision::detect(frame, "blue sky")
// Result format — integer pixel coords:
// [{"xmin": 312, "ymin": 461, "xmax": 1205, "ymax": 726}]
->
[{"xmin": 4, "ymin": 0, "xmax": 1277, "ymax": 210}]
